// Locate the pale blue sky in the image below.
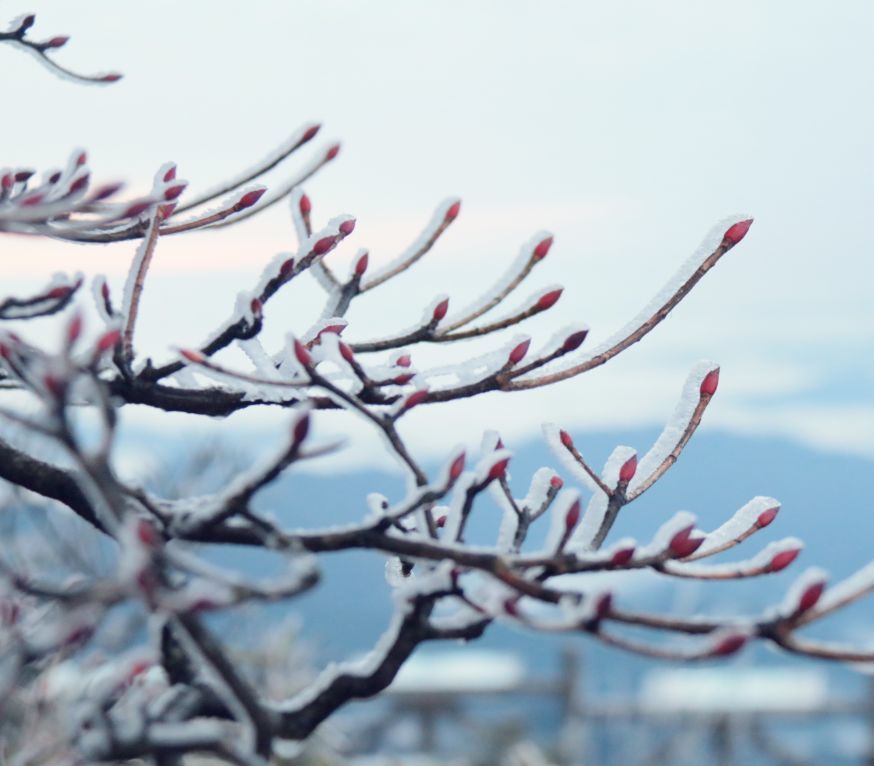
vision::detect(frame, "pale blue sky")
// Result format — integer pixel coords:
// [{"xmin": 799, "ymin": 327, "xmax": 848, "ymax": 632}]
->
[{"xmin": 4, "ymin": 1, "xmax": 874, "ymax": 464}]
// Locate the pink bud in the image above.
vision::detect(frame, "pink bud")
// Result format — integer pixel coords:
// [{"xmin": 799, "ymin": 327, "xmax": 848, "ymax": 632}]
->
[
  {"xmin": 396, "ymin": 354, "xmax": 412, "ymax": 368},
  {"xmin": 302, "ymin": 124, "xmax": 321, "ymax": 142},
  {"xmin": 668, "ymin": 526, "xmax": 704, "ymax": 558},
  {"xmin": 313, "ymin": 236, "xmax": 336, "ymax": 255},
  {"xmin": 69, "ymin": 173, "xmax": 90, "ymax": 193},
  {"xmin": 437, "ymin": 515, "xmax": 447, "ymax": 528},
  {"xmin": 798, "ymin": 581, "xmax": 825, "ymax": 613},
  {"xmin": 292, "ymin": 412, "xmax": 310, "ymax": 445},
  {"xmin": 163, "ymin": 166, "xmax": 176, "ymax": 182},
  {"xmin": 561, "ymin": 329, "xmax": 588, "ymax": 353},
  {"xmin": 354, "ymin": 251, "xmax": 369, "ymax": 276},
  {"xmin": 294, "ymin": 339, "xmax": 312, "ymax": 367},
  {"xmin": 180, "ymin": 349, "xmax": 205, "ymax": 364},
  {"xmin": 722, "ymin": 218, "xmax": 753, "ymax": 247},
  {"xmin": 163, "ymin": 183, "xmax": 186, "ymax": 201},
  {"xmin": 157, "ymin": 204, "xmax": 175, "ymax": 221},
  {"xmin": 279, "ymin": 257, "xmax": 295, "ymax": 278},
  {"xmin": 550, "ymin": 475, "xmax": 563, "ymax": 489},
  {"xmin": 393, "ymin": 372, "xmax": 414, "ymax": 385},
  {"xmin": 535, "ymin": 288, "xmax": 563, "ymax": 311},
  {"xmin": 48, "ymin": 171, "xmax": 61, "ymax": 184},
  {"xmin": 559, "ymin": 430, "xmax": 574, "ymax": 450},
  {"xmin": 325, "ymin": 143, "xmax": 341, "ymax": 161},
  {"xmin": 21, "ymin": 192, "xmax": 44, "ymax": 207},
  {"xmin": 1, "ymin": 174, "xmax": 12, "ymax": 190},
  {"xmin": 136, "ymin": 519, "xmax": 160, "ymax": 547},
  {"xmin": 449, "ymin": 452, "xmax": 466, "ymax": 482},
  {"xmin": 237, "ymin": 187, "xmax": 266, "ymax": 209},
  {"xmin": 488, "ymin": 457, "xmax": 511, "ymax": 481},
  {"xmin": 619, "ymin": 454, "xmax": 637, "ymax": 483},
  {"xmin": 445, "ymin": 200, "xmax": 461, "ymax": 222},
  {"xmin": 75, "ymin": 151, "xmax": 87, "ymax": 167},
  {"xmin": 46, "ymin": 285, "xmax": 72, "ymax": 300},
  {"xmin": 299, "ymin": 193, "xmax": 312, "ymax": 215},
  {"xmin": 100, "ymin": 281, "xmax": 111, "ymax": 302},
  {"xmin": 320, "ymin": 323, "xmax": 346, "ymax": 336},
  {"xmin": 710, "ymin": 634, "xmax": 747, "ymax": 657},
  {"xmin": 756, "ymin": 506, "xmax": 779, "ymax": 528},
  {"xmin": 503, "ymin": 598, "xmax": 520, "ymax": 617},
  {"xmin": 610, "ymin": 547, "xmax": 635, "ymax": 566},
  {"xmin": 17, "ymin": 15, "xmax": 35, "ymax": 32},
  {"xmin": 14, "ymin": 170, "xmax": 33, "ymax": 183},
  {"xmin": 403, "ymin": 389, "xmax": 429, "ymax": 411},
  {"xmin": 250, "ymin": 297, "xmax": 262, "ymax": 316},
  {"xmin": 123, "ymin": 201, "xmax": 152, "ymax": 218},
  {"xmin": 595, "ymin": 593, "xmax": 613, "ymax": 619},
  {"xmin": 339, "ymin": 219, "xmax": 356, "ymax": 237},
  {"xmin": 532, "ymin": 235, "xmax": 553, "ymax": 261},
  {"xmin": 99, "ymin": 73, "xmax": 123, "ymax": 83},
  {"xmin": 768, "ymin": 548, "xmax": 800, "ymax": 573},
  {"xmin": 91, "ymin": 182, "xmax": 123, "ymax": 201},
  {"xmin": 700, "ymin": 368, "xmax": 720, "ymax": 397},
  {"xmin": 95, "ymin": 329, "xmax": 121, "ymax": 354},
  {"xmin": 67, "ymin": 313, "xmax": 83, "ymax": 345},
  {"xmin": 339, "ymin": 342, "xmax": 355, "ymax": 363},
  {"xmin": 43, "ymin": 373, "xmax": 64, "ymax": 399},
  {"xmin": 507, "ymin": 339, "xmax": 530, "ymax": 366},
  {"xmin": 44, "ymin": 36, "xmax": 69, "ymax": 48},
  {"xmin": 432, "ymin": 298, "xmax": 449, "ymax": 322},
  {"xmin": 564, "ymin": 499, "xmax": 581, "ymax": 531}
]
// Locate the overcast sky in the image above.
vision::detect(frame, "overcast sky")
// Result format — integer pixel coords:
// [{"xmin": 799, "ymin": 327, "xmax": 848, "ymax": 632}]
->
[{"xmin": 4, "ymin": 1, "xmax": 874, "ymax": 468}]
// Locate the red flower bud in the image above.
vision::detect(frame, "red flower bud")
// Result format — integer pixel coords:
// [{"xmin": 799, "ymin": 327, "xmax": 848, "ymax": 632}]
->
[
  {"xmin": 432, "ymin": 298, "xmax": 449, "ymax": 323},
  {"xmin": 21, "ymin": 192, "xmax": 44, "ymax": 207},
  {"xmin": 339, "ymin": 342, "xmax": 355, "ymax": 363},
  {"xmin": 710, "ymin": 634, "xmax": 747, "ymax": 657},
  {"xmin": 237, "ymin": 187, "xmax": 266, "ymax": 209},
  {"xmin": 163, "ymin": 166, "xmax": 176, "ymax": 182},
  {"xmin": 559, "ymin": 430, "xmax": 574, "ymax": 450},
  {"xmin": 91, "ymin": 182, "xmax": 123, "ymax": 201},
  {"xmin": 565, "ymin": 499, "xmax": 581, "ymax": 531},
  {"xmin": 299, "ymin": 193, "xmax": 312, "ymax": 215},
  {"xmin": 395, "ymin": 354, "xmax": 412, "ymax": 368},
  {"xmin": 535, "ymin": 288, "xmax": 563, "ymax": 311},
  {"xmin": 123, "ymin": 201, "xmax": 152, "ymax": 219},
  {"xmin": 136, "ymin": 519, "xmax": 160, "ymax": 547},
  {"xmin": 294, "ymin": 338, "xmax": 312, "ymax": 367},
  {"xmin": 668, "ymin": 526, "xmax": 704, "ymax": 558},
  {"xmin": 325, "ymin": 143, "xmax": 341, "ymax": 161},
  {"xmin": 313, "ymin": 236, "xmax": 336, "ymax": 255},
  {"xmin": 437, "ymin": 515, "xmax": 447, "ymax": 528},
  {"xmin": 69, "ymin": 173, "xmax": 90, "ymax": 193},
  {"xmin": 798, "ymin": 581, "xmax": 825, "ymax": 613},
  {"xmin": 503, "ymin": 598, "xmax": 520, "ymax": 617},
  {"xmin": 75, "ymin": 151, "xmax": 87, "ymax": 167},
  {"xmin": 48, "ymin": 171, "xmax": 61, "ymax": 184},
  {"xmin": 550, "ymin": 475, "xmax": 563, "ymax": 489},
  {"xmin": 95, "ymin": 329, "xmax": 121, "ymax": 354},
  {"xmin": 14, "ymin": 170, "xmax": 33, "ymax": 183},
  {"xmin": 768, "ymin": 548, "xmax": 800, "ymax": 573},
  {"xmin": 445, "ymin": 200, "xmax": 461, "ymax": 222},
  {"xmin": 250, "ymin": 297, "xmax": 263, "ymax": 316},
  {"xmin": 44, "ymin": 36, "xmax": 69, "ymax": 48},
  {"xmin": 46, "ymin": 285, "xmax": 72, "ymax": 300},
  {"xmin": 99, "ymin": 73, "xmax": 123, "ymax": 83},
  {"xmin": 339, "ymin": 219, "xmax": 356, "ymax": 236},
  {"xmin": 700, "ymin": 368, "xmax": 720, "ymax": 397},
  {"xmin": 756, "ymin": 506, "xmax": 779, "ymax": 528},
  {"xmin": 619, "ymin": 454, "xmax": 637, "ymax": 483},
  {"xmin": 449, "ymin": 452, "xmax": 466, "ymax": 482},
  {"xmin": 532, "ymin": 235, "xmax": 553, "ymax": 261},
  {"xmin": 163, "ymin": 183, "xmax": 186, "ymax": 201},
  {"xmin": 279, "ymin": 257, "xmax": 295, "ymax": 278},
  {"xmin": 180, "ymin": 349, "xmax": 205, "ymax": 364},
  {"xmin": 42, "ymin": 373, "xmax": 65, "ymax": 399},
  {"xmin": 302, "ymin": 123, "xmax": 321, "ymax": 142},
  {"xmin": 595, "ymin": 593, "xmax": 613, "ymax": 619},
  {"xmin": 403, "ymin": 389, "xmax": 429, "ymax": 411},
  {"xmin": 561, "ymin": 329, "xmax": 588, "ymax": 353},
  {"xmin": 1, "ymin": 174, "xmax": 12, "ymax": 190},
  {"xmin": 292, "ymin": 412, "xmax": 310, "ymax": 445},
  {"xmin": 354, "ymin": 251, "xmax": 369, "ymax": 276},
  {"xmin": 67, "ymin": 313, "xmax": 83, "ymax": 345},
  {"xmin": 393, "ymin": 372, "xmax": 414, "ymax": 385},
  {"xmin": 488, "ymin": 457, "xmax": 511, "ymax": 481},
  {"xmin": 722, "ymin": 218, "xmax": 753, "ymax": 247},
  {"xmin": 507, "ymin": 339, "xmax": 530, "ymax": 366},
  {"xmin": 610, "ymin": 546, "xmax": 635, "ymax": 566}
]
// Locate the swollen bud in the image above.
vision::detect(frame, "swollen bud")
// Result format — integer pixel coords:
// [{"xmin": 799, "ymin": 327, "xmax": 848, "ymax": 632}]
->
[
  {"xmin": 610, "ymin": 546, "xmax": 635, "ymax": 566},
  {"xmin": 95, "ymin": 329, "xmax": 121, "ymax": 354},
  {"xmin": 293, "ymin": 338, "xmax": 312, "ymax": 367},
  {"xmin": 532, "ymin": 235, "xmax": 553, "ymax": 261},
  {"xmin": 302, "ymin": 124, "xmax": 321, "ymax": 142},
  {"xmin": 798, "ymin": 581, "xmax": 826, "ymax": 613},
  {"xmin": 163, "ymin": 183, "xmax": 187, "ymax": 201},
  {"xmin": 66, "ymin": 312, "xmax": 83, "ymax": 346},
  {"xmin": 393, "ymin": 372, "xmax": 415, "ymax": 385},
  {"xmin": 122, "ymin": 201, "xmax": 152, "ymax": 219},
  {"xmin": 313, "ymin": 236, "xmax": 336, "ymax": 255},
  {"xmin": 250, "ymin": 297, "xmax": 263, "ymax": 317},
  {"xmin": 535, "ymin": 288, "xmax": 563, "ymax": 311},
  {"xmin": 339, "ymin": 218, "xmax": 356, "ymax": 237},
  {"xmin": 279, "ymin": 257, "xmax": 295, "ymax": 278},
  {"xmin": 163, "ymin": 166, "xmax": 176, "ymax": 182},
  {"xmin": 722, "ymin": 218, "xmax": 753, "ymax": 247},
  {"xmin": 395, "ymin": 354, "xmax": 412, "ymax": 368},
  {"xmin": 710, "ymin": 634, "xmax": 747, "ymax": 657},
  {"xmin": 507, "ymin": 338, "xmax": 530, "ymax": 366},
  {"xmin": 180, "ymin": 349, "xmax": 205, "ymax": 364},
  {"xmin": 618, "ymin": 454, "xmax": 637, "ymax": 483},
  {"xmin": 768, "ymin": 548, "xmax": 800, "ymax": 573},
  {"xmin": 292, "ymin": 412, "xmax": 310, "ymax": 445},
  {"xmin": 402, "ymin": 389, "xmax": 429, "ymax": 411},
  {"xmin": 449, "ymin": 452, "xmax": 466, "ymax": 482},
  {"xmin": 756, "ymin": 506, "xmax": 779, "ymax": 528},
  {"xmin": 44, "ymin": 36, "xmax": 69, "ymax": 48},
  {"xmin": 237, "ymin": 187, "xmax": 267, "ymax": 209},
  {"xmin": 354, "ymin": 251, "xmax": 369, "ymax": 276},
  {"xmin": 487, "ymin": 457, "xmax": 511, "ymax": 481},
  {"xmin": 668, "ymin": 526, "xmax": 704, "ymax": 558},
  {"xmin": 564, "ymin": 499, "xmax": 581, "ymax": 532},
  {"xmin": 559, "ymin": 430, "xmax": 574, "ymax": 450},
  {"xmin": 700, "ymin": 368, "xmax": 720, "ymax": 397},
  {"xmin": 339, "ymin": 342, "xmax": 355, "ymax": 364},
  {"xmin": 299, "ymin": 193, "xmax": 312, "ymax": 215},
  {"xmin": 550, "ymin": 475, "xmax": 564, "ymax": 490},
  {"xmin": 561, "ymin": 329, "xmax": 588, "ymax": 353},
  {"xmin": 325, "ymin": 143, "xmax": 341, "ymax": 161},
  {"xmin": 432, "ymin": 298, "xmax": 449, "ymax": 323},
  {"xmin": 444, "ymin": 200, "xmax": 461, "ymax": 222},
  {"xmin": 99, "ymin": 73, "xmax": 123, "ymax": 83}
]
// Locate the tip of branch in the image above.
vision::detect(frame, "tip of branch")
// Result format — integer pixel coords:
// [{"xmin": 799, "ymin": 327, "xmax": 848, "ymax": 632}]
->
[
  {"xmin": 668, "ymin": 526, "xmax": 704, "ymax": 558},
  {"xmin": 302, "ymin": 123, "xmax": 321, "ymax": 142},
  {"xmin": 402, "ymin": 389, "xmax": 429, "ymax": 411},
  {"xmin": 449, "ymin": 452, "xmax": 466, "ymax": 482},
  {"xmin": 99, "ymin": 73, "xmax": 123, "ymax": 83},
  {"xmin": 444, "ymin": 199, "xmax": 462, "ymax": 222},
  {"xmin": 756, "ymin": 505, "xmax": 780, "ymax": 528},
  {"xmin": 237, "ymin": 187, "xmax": 267, "ymax": 210},
  {"xmin": 395, "ymin": 354, "xmax": 412, "ymax": 368},
  {"xmin": 293, "ymin": 338, "xmax": 313, "ymax": 367},
  {"xmin": 535, "ymin": 287, "xmax": 563, "ymax": 311},
  {"xmin": 325, "ymin": 143, "xmax": 341, "ymax": 161},
  {"xmin": 768, "ymin": 547, "xmax": 800, "ymax": 573},
  {"xmin": 532, "ymin": 235, "xmax": 554, "ymax": 261},
  {"xmin": 299, "ymin": 193, "xmax": 312, "ymax": 215},
  {"xmin": 179, "ymin": 348, "xmax": 205, "ymax": 364},
  {"xmin": 699, "ymin": 368, "xmax": 720, "ymax": 397},
  {"xmin": 507, "ymin": 338, "xmax": 531, "ymax": 366},
  {"xmin": 339, "ymin": 218, "xmax": 356, "ymax": 237},
  {"xmin": 432, "ymin": 297, "xmax": 449, "ymax": 323},
  {"xmin": 559, "ymin": 429, "xmax": 574, "ymax": 450},
  {"xmin": 722, "ymin": 218, "xmax": 754, "ymax": 248},
  {"xmin": 618, "ymin": 453, "xmax": 638, "ymax": 483},
  {"xmin": 561, "ymin": 329, "xmax": 589, "ymax": 353},
  {"xmin": 709, "ymin": 633, "xmax": 748, "ymax": 657},
  {"xmin": 564, "ymin": 498, "xmax": 581, "ymax": 531},
  {"xmin": 550, "ymin": 475, "xmax": 563, "ymax": 490},
  {"xmin": 610, "ymin": 546, "xmax": 635, "ymax": 566}
]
